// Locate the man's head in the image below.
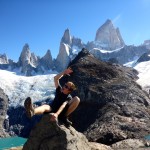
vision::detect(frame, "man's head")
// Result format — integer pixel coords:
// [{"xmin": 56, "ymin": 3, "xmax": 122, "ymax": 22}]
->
[{"xmin": 62, "ymin": 81, "xmax": 76, "ymax": 94}]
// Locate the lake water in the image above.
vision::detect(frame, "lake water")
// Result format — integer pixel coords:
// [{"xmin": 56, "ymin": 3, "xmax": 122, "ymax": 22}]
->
[
  {"xmin": 145, "ymin": 135, "xmax": 150, "ymax": 140},
  {"xmin": 0, "ymin": 136, "xmax": 27, "ymax": 150},
  {"xmin": 1, "ymin": 135, "xmax": 150, "ymax": 149}
]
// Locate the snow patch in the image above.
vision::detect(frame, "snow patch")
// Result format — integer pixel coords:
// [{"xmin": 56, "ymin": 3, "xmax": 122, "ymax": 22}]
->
[
  {"xmin": 124, "ymin": 56, "xmax": 139, "ymax": 67},
  {"xmin": 134, "ymin": 61, "xmax": 150, "ymax": 92},
  {"xmin": 91, "ymin": 46, "xmax": 124, "ymax": 54}
]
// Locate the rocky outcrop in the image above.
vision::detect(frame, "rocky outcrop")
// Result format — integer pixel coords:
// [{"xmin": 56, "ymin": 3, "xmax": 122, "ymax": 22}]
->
[
  {"xmin": 0, "ymin": 87, "xmax": 9, "ymax": 137},
  {"xmin": 30, "ymin": 52, "xmax": 39, "ymax": 67},
  {"xmin": 0, "ymin": 53, "xmax": 9, "ymax": 64},
  {"xmin": 40, "ymin": 49, "xmax": 53, "ymax": 70},
  {"xmin": 0, "ymin": 44, "xmax": 55, "ymax": 75},
  {"xmin": 17, "ymin": 44, "xmax": 35, "ymax": 75},
  {"xmin": 111, "ymin": 139, "xmax": 150, "ymax": 150},
  {"xmin": 116, "ymin": 28, "xmax": 125, "ymax": 48},
  {"xmin": 23, "ymin": 113, "xmax": 112, "ymax": 150},
  {"xmin": 55, "ymin": 43, "xmax": 71, "ymax": 71},
  {"xmin": 95, "ymin": 19, "xmax": 125, "ymax": 50},
  {"xmin": 72, "ymin": 37, "xmax": 84, "ymax": 49},
  {"xmin": 18, "ymin": 44, "xmax": 31, "ymax": 67},
  {"xmin": 66, "ymin": 48, "xmax": 150, "ymax": 145},
  {"xmin": 137, "ymin": 52, "xmax": 150, "ymax": 63},
  {"xmin": 143, "ymin": 40, "xmax": 150, "ymax": 50},
  {"xmin": 55, "ymin": 29, "xmax": 85, "ymax": 71},
  {"xmin": 61, "ymin": 28, "xmax": 72, "ymax": 45}
]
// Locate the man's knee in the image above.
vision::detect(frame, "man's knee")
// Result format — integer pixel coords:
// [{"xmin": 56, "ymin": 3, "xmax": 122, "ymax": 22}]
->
[
  {"xmin": 43, "ymin": 104, "xmax": 51, "ymax": 111},
  {"xmin": 72, "ymin": 96, "xmax": 80, "ymax": 104}
]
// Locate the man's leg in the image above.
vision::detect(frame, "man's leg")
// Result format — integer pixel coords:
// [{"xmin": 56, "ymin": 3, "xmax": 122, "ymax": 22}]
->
[
  {"xmin": 34, "ymin": 104, "xmax": 52, "ymax": 115},
  {"xmin": 59, "ymin": 96, "xmax": 80, "ymax": 126},
  {"xmin": 24, "ymin": 97, "xmax": 52, "ymax": 118},
  {"xmin": 65, "ymin": 96, "xmax": 80, "ymax": 117}
]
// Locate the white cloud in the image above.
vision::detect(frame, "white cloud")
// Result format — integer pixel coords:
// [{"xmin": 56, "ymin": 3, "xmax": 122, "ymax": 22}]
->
[{"xmin": 112, "ymin": 14, "xmax": 122, "ymax": 24}]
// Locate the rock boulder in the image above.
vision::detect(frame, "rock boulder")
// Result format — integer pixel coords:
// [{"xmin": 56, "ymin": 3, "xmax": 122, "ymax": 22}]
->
[
  {"xmin": 23, "ymin": 114, "xmax": 112, "ymax": 150},
  {"xmin": 66, "ymin": 48, "xmax": 150, "ymax": 145},
  {"xmin": 0, "ymin": 87, "xmax": 9, "ymax": 137}
]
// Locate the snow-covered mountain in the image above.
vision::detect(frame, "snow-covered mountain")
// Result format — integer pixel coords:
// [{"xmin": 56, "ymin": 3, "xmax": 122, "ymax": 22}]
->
[
  {"xmin": 95, "ymin": 19, "xmax": 125, "ymax": 50},
  {"xmin": 1, "ymin": 19, "xmax": 149, "ymax": 74},
  {"xmin": 0, "ymin": 54, "xmax": 9, "ymax": 64},
  {"xmin": 54, "ymin": 20, "xmax": 149, "ymax": 71},
  {"xmin": 124, "ymin": 51, "xmax": 150, "ymax": 92},
  {"xmin": 0, "ymin": 70, "xmax": 56, "ymax": 107},
  {"xmin": 0, "ymin": 19, "xmax": 149, "ymax": 101},
  {"xmin": 134, "ymin": 60, "xmax": 150, "ymax": 93}
]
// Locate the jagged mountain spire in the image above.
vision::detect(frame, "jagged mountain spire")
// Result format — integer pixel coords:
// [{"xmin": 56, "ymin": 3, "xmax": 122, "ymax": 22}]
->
[
  {"xmin": 0, "ymin": 53, "xmax": 9, "ymax": 64},
  {"xmin": 95, "ymin": 19, "xmax": 125, "ymax": 50},
  {"xmin": 18, "ymin": 43, "xmax": 31, "ymax": 66},
  {"xmin": 55, "ymin": 43, "xmax": 71, "ymax": 71},
  {"xmin": 61, "ymin": 28, "xmax": 72, "ymax": 45},
  {"xmin": 40, "ymin": 49, "xmax": 53, "ymax": 69}
]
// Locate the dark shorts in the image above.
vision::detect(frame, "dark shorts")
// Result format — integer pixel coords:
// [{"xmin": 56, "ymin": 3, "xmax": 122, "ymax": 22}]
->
[{"xmin": 48, "ymin": 102, "xmax": 69, "ymax": 118}]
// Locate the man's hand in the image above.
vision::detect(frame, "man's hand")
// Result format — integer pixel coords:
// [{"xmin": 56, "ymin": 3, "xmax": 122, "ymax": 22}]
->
[
  {"xmin": 50, "ymin": 113, "xmax": 58, "ymax": 122},
  {"xmin": 64, "ymin": 68, "xmax": 73, "ymax": 75},
  {"xmin": 54, "ymin": 67, "xmax": 73, "ymax": 88}
]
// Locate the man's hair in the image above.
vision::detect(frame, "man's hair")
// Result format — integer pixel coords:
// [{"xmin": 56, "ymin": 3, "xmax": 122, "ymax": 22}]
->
[{"xmin": 67, "ymin": 81, "xmax": 76, "ymax": 91}]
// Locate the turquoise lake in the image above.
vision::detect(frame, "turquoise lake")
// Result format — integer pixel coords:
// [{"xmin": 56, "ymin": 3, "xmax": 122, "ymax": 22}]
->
[
  {"xmin": 1, "ymin": 135, "xmax": 150, "ymax": 150},
  {"xmin": 0, "ymin": 137, "xmax": 27, "ymax": 150}
]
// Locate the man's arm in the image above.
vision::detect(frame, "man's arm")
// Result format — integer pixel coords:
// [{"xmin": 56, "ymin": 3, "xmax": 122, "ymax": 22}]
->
[
  {"xmin": 50, "ymin": 101, "xmax": 68, "ymax": 121},
  {"xmin": 54, "ymin": 68, "xmax": 73, "ymax": 88},
  {"xmin": 55, "ymin": 101, "xmax": 68, "ymax": 116}
]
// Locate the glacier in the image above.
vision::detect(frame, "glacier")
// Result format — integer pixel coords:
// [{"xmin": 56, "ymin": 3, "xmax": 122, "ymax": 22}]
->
[{"xmin": 0, "ymin": 69, "xmax": 56, "ymax": 107}]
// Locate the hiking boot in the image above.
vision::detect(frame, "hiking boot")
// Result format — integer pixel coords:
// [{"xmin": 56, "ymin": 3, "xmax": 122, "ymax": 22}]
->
[
  {"xmin": 59, "ymin": 117, "xmax": 72, "ymax": 127},
  {"xmin": 24, "ymin": 97, "xmax": 35, "ymax": 118}
]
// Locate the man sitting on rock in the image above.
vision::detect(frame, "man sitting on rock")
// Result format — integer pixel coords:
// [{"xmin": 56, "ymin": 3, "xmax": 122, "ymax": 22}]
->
[{"xmin": 24, "ymin": 68, "xmax": 80, "ymax": 127}]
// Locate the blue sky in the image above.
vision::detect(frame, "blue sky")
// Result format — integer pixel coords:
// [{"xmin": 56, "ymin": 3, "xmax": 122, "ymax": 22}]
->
[{"xmin": 0, "ymin": 0, "xmax": 150, "ymax": 62}]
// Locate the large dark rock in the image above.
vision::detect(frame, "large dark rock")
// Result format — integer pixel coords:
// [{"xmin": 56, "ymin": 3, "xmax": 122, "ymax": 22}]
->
[
  {"xmin": 23, "ymin": 113, "xmax": 112, "ymax": 150},
  {"xmin": 111, "ymin": 139, "xmax": 150, "ymax": 149},
  {"xmin": 66, "ymin": 48, "xmax": 150, "ymax": 145},
  {"xmin": 0, "ymin": 87, "xmax": 9, "ymax": 137},
  {"xmin": 137, "ymin": 52, "xmax": 150, "ymax": 63}
]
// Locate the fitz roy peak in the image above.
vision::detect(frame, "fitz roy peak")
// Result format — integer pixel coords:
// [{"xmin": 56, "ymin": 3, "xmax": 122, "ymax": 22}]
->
[
  {"xmin": 0, "ymin": 19, "xmax": 149, "ymax": 74},
  {"xmin": 95, "ymin": 19, "xmax": 125, "ymax": 50}
]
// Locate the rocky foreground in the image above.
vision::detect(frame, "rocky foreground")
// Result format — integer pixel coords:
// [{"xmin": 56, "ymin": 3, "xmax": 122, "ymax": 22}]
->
[
  {"xmin": 9, "ymin": 114, "xmax": 150, "ymax": 150},
  {"xmin": 22, "ymin": 114, "xmax": 112, "ymax": 150}
]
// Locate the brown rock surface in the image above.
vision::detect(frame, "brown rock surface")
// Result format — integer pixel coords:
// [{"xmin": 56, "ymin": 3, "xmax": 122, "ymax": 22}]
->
[
  {"xmin": 66, "ymin": 48, "xmax": 150, "ymax": 145},
  {"xmin": 23, "ymin": 113, "xmax": 112, "ymax": 150},
  {"xmin": 0, "ymin": 87, "xmax": 9, "ymax": 137}
]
